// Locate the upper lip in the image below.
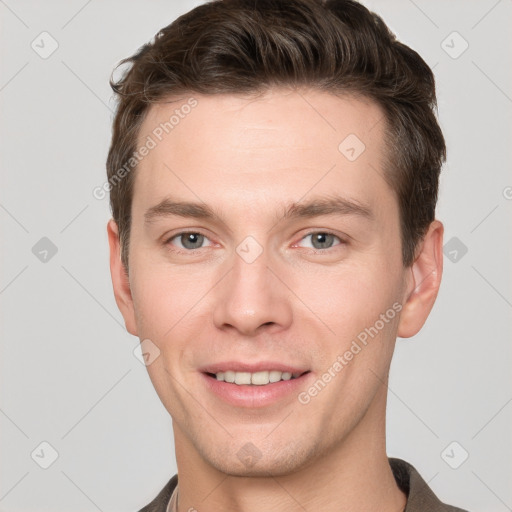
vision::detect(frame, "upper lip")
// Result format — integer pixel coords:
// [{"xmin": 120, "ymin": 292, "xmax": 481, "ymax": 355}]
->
[{"xmin": 199, "ymin": 361, "xmax": 310, "ymax": 374}]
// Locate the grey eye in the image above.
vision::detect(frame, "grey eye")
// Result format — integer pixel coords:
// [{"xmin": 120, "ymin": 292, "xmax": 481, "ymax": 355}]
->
[
  {"xmin": 178, "ymin": 233, "xmax": 206, "ymax": 249},
  {"xmin": 311, "ymin": 233, "xmax": 336, "ymax": 249},
  {"xmin": 300, "ymin": 232, "xmax": 340, "ymax": 250}
]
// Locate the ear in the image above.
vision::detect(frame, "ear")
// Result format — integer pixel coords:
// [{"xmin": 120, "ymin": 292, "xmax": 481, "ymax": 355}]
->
[
  {"xmin": 107, "ymin": 219, "xmax": 138, "ymax": 336},
  {"xmin": 397, "ymin": 220, "xmax": 444, "ymax": 338}
]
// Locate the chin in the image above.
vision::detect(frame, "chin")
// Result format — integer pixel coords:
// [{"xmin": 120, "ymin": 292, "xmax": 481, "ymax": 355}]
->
[{"xmin": 201, "ymin": 441, "xmax": 317, "ymax": 478}]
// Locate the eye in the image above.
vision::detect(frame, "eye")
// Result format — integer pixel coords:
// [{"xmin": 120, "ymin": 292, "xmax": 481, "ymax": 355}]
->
[
  {"xmin": 297, "ymin": 232, "xmax": 344, "ymax": 250},
  {"xmin": 166, "ymin": 232, "xmax": 213, "ymax": 251}
]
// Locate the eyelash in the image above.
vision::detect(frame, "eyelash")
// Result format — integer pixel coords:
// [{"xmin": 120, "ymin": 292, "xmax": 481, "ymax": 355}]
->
[
  {"xmin": 164, "ymin": 230, "xmax": 346, "ymax": 253},
  {"xmin": 294, "ymin": 231, "xmax": 346, "ymax": 251}
]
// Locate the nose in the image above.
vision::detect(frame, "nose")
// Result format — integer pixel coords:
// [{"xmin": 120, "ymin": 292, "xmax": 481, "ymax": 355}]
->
[{"xmin": 212, "ymin": 247, "xmax": 293, "ymax": 337}]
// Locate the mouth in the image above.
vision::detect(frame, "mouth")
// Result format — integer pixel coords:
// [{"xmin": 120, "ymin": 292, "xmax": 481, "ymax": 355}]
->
[
  {"xmin": 199, "ymin": 363, "xmax": 313, "ymax": 407},
  {"xmin": 204, "ymin": 369, "xmax": 309, "ymax": 385}
]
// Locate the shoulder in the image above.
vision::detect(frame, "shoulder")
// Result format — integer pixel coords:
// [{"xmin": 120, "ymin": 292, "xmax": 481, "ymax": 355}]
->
[
  {"xmin": 389, "ymin": 458, "xmax": 469, "ymax": 512},
  {"xmin": 138, "ymin": 474, "xmax": 178, "ymax": 512},
  {"xmin": 139, "ymin": 463, "xmax": 470, "ymax": 512}
]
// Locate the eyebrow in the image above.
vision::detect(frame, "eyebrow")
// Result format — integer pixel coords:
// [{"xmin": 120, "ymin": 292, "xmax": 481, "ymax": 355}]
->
[{"xmin": 144, "ymin": 195, "xmax": 373, "ymax": 225}]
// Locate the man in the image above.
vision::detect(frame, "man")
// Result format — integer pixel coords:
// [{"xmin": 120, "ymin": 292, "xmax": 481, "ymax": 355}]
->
[{"xmin": 106, "ymin": 0, "xmax": 468, "ymax": 510}]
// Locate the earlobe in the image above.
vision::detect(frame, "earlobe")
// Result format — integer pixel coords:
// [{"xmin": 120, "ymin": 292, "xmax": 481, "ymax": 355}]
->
[
  {"xmin": 397, "ymin": 220, "xmax": 444, "ymax": 338},
  {"xmin": 107, "ymin": 219, "xmax": 138, "ymax": 336}
]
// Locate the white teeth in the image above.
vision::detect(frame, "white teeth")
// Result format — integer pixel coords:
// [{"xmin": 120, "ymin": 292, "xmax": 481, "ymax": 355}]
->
[
  {"xmin": 269, "ymin": 370, "xmax": 282, "ymax": 383},
  {"xmin": 234, "ymin": 372, "xmax": 251, "ymax": 385},
  {"xmin": 251, "ymin": 371, "xmax": 269, "ymax": 385},
  {"xmin": 214, "ymin": 370, "xmax": 300, "ymax": 385},
  {"xmin": 224, "ymin": 370, "xmax": 235, "ymax": 383}
]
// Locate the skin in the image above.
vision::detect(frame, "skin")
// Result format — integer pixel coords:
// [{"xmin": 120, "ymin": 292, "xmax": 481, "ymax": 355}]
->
[{"xmin": 108, "ymin": 88, "xmax": 443, "ymax": 512}]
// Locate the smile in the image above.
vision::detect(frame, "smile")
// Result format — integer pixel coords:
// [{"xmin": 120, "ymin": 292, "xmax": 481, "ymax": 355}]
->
[
  {"xmin": 209, "ymin": 370, "xmax": 304, "ymax": 385},
  {"xmin": 200, "ymin": 364, "xmax": 313, "ymax": 408}
]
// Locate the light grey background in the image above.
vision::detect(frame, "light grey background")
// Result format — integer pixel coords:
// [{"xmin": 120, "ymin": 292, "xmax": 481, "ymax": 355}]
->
[{"xmin": 1, "ymin": 1, "xmax": 511, "ymax": 511}]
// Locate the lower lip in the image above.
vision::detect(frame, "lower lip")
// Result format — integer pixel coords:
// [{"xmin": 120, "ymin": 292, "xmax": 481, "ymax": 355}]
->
[{"xmin": 201, "ymin": 372, "xmax": 312, "ymax": 408}]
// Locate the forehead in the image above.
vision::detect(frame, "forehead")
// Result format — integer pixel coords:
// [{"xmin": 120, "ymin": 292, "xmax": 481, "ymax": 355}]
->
[
  {"xmin": 132, "ymin": 88, "xmax": 393, "ymax": 220},
  {"xmin": 139, "ymin": 88, "xmax": 384, "ymax": 154}
]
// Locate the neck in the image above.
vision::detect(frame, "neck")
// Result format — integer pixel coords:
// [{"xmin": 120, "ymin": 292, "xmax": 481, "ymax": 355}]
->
[{"xmin": 172, "ymin": 385, "xmax": 406, "ymax": 512}]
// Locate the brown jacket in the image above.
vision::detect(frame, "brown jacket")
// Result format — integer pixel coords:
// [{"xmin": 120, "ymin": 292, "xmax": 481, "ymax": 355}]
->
[{"xmin": 138, "ymin": 458, "xmax": 468, "ymax": 512}]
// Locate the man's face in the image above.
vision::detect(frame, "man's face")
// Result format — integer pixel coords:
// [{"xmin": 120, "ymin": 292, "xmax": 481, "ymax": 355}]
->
[{"xmin": 115, "ymin": 89, "xmax": 415, "ymax": 476}]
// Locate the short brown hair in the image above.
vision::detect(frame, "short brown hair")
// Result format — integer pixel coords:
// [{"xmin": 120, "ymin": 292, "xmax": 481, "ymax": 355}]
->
[{"xmin": 107, "ymin": 0, "xmax": 446, "ymax": 270}]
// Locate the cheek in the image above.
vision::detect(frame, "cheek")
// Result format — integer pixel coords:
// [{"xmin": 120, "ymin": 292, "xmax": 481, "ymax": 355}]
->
[
  {"xmin": 292, "ymin": 260, "xmax": 402, "ymax": 330},
  {"xmin": 287, "ymin": 261, "xmax": 404, "ymax": 387},
  {"xmin": 130, "ymin": 274, "xmax": 168, "ymax": 337},
  {"xmin": 130, "ymin": 260, "xmax": 201, "ymax": 335}
]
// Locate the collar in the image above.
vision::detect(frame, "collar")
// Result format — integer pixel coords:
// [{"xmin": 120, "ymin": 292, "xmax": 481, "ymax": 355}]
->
[{"xmin": 140, "ymin": 458, "xmax": 467, "ymax": 512}]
